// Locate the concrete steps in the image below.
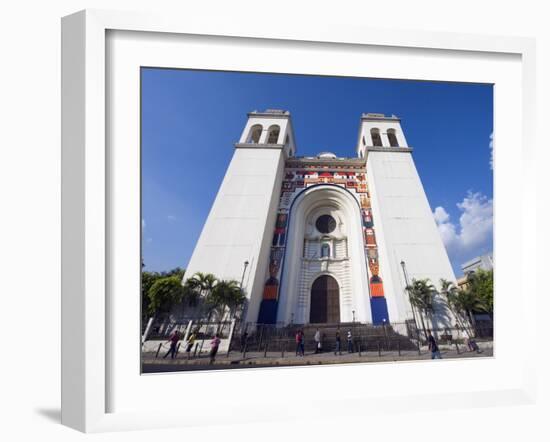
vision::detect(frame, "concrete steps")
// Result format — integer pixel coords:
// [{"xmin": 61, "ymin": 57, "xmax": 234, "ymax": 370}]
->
[{"xmin": 234, "ymin": 322, "xmax": 419, "ymax": 352}]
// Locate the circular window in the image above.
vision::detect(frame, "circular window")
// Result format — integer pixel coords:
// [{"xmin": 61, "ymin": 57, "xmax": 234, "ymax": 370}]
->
[{"xmin": 316, "ymin": 214, "xmax": 336, "ymax": 234}]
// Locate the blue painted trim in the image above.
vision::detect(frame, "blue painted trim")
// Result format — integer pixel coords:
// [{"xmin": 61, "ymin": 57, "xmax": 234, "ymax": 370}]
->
[
  {"xmin": 258, "ymin": 299, "xmax": 278, "ymax": 324},
  {"xmin": 370, "ymin": 297, "xmax": 390, "ymax": 325}
]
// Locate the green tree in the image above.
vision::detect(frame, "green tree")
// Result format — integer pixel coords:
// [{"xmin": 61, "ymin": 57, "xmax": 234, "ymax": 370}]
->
[
  {"xmin": 440, "ymin": 278, "xmax": 472, "ymax": 337},
  {"xmin": 209, "ymin": 279, "xmax": 246, "ymax": 319},
  {"xmin": 451, "ymin": 289, "xmax": 485, "ymax": 329},
  {"xmin": 147, "ymin": 275, "xmax": 186, "ymax": 316},
  {"xmin": 406, "ymin": 278, "xmax": 436, "ymax": 340},
  {"xmin": 161, "ymin": 267, "xmax": 185, "ymax": 279},
  {"xmin": 141, "ymin": 271, "xmax": 161, "ymax": 318},
  {"xmin": 465, "ymin": 269, "xmax": 493, "ymax": 314},
  {"xmin": 141, "ymin": 268, "xmax": 185, "ymax": 318},
  {"xmin": 184, "ymin": 272, "xmax": 218, "ymax": 318}
]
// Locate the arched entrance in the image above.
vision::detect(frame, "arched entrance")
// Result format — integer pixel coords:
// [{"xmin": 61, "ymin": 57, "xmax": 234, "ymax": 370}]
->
[{"xmin": 310, "ymin": 275, "xmax": 340, "ymax": 323}]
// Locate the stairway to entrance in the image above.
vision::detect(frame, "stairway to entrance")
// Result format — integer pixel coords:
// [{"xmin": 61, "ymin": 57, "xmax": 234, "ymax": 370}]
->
[{"xmin": 233, "ymin": 322, "xmax": 419, "ymax": 353}]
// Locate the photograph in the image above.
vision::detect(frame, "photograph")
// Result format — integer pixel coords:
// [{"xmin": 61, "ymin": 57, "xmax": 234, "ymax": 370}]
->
[{"xmin": 139, "ymin": 68, "xmax": 494, "ymax": 373}]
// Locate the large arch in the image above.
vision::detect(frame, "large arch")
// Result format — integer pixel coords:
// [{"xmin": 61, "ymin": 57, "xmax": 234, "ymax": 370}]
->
[{"xmin": 277, "ymin": 184, "xmax": 371, "ymax": 324}]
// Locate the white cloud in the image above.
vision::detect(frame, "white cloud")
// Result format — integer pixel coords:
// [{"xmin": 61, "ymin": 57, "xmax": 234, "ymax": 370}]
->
[
  {"xmin": 433, "ymin": 191, "xmax": 493, "ymax": 262},
  {"xmin": 489, "ymin": 132, "xmax": 494, "ymax": 170},
  {"xmin": 167, "ymin": 215, "xmax": 177, "ymax": 222},
  {"xmin": 141, "ymin": 218, "xmax": 146, "ymax": 229},
  {"xmin": 433, "ymin": 206, "xmax": 450, "ymax": 224}
]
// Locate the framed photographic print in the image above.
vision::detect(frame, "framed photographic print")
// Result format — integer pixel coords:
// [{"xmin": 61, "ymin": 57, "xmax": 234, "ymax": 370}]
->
[{"xmin": 61, "ymin": 9, "xmax": 537, "ymax": 433}]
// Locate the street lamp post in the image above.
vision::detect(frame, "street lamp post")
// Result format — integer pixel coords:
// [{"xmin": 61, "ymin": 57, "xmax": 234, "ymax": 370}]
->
[
  {"xmin": 238, "ymin": 260, "xmax": 249, "ymax": 329},
  {"xmin": 240, "ymin": 260, "xmax": 249, "ymax": 289},
  {"xmin": 400, "ymin": 260, "xmax": 420, "ymax": 340}
]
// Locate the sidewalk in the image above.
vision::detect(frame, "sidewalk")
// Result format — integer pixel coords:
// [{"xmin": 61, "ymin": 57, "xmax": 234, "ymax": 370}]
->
[{"xmin": 142, "ymin": 344, "xmax": 493, "ymax": 372}]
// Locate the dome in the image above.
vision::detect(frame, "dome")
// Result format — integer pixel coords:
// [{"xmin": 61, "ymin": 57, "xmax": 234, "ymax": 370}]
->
[{"xmin": 317, "ymin": 152, "xmax": 337, "ymax": 159}]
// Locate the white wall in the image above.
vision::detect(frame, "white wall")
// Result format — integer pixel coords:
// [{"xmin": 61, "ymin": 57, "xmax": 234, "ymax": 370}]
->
[
  {"xmin": 184, "ymin": 146, "xmax": 285, "ymax": 322},
  {"xmin": 367, "ymin": 149, "xmax": 456, "ymax": 327}
]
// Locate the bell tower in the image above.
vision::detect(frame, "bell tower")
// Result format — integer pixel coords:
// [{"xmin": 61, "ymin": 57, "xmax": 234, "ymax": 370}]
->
[
  {"xmin": 237, "ymin": 109, "xmax": 296, "ymax": 157},
  {"xmin": 183, "ymin": 110, "xmax": 295, "ymax": 324},
  {"xmin": 357, "ymin": 113, "xmax": 455, "ymax": 329},
  {"xmin": 356, "ymin": 113, "xmax": 409, "ymax": 158}
]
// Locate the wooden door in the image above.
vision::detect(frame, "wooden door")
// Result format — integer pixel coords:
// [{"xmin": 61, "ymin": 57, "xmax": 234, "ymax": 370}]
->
[{"xmin": 310, "ymin": 275, "xmax": 340, "ymax": 323}]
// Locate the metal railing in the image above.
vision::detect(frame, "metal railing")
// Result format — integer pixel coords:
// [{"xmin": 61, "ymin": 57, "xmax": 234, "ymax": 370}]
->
[{"xmin": 142, "ymin": 318, "xmax": 493, "ymax": 360}]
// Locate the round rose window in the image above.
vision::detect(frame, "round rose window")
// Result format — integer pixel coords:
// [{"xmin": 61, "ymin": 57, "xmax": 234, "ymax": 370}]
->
[{"xmin": 316, "ymin": 214, "xmax": 336, "ymax": 234}]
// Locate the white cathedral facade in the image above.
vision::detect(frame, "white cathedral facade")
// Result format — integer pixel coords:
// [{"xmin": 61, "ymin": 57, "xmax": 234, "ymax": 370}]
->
[{"xmin": 183, "ymin": 110, "xmax": 456, "ymax": 328}]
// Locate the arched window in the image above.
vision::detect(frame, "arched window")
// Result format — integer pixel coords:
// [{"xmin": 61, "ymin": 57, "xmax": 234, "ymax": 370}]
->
[
  {"xmin": 267, "ymin": 125, "xmax": 280, "ymax": 144},
  {"xmin": 387, "ymin": 129, "xmax": 399, "ymax": 147},
  {"xmin": 321, "ymin": 243, "xmax": 331, "ymax": 258},
  {"xmin": 371, "ymin": 128, "xmax": 382, "ymax": 146},
  {"xmin": 247, "ymin": 125, "xmax": 262, "ymax": 143}
]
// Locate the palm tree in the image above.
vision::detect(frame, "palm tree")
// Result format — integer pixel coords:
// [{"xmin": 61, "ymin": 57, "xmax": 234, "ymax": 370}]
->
[
  {"xmin": 451, "ymin": 289, "xmax": 486, "ymax": 331},
  {"xmin": 185, "ymin": 272, "xmax": 217, "ymax": 301},
  {"xmin": 212, "ymin": 279, "xmax": 246, "ymax": 319},
  {"xmin": 440, "ymin": 278, "xmax": 472, "ymax": 338},
  {"xmin": 406, "ymin": 278, "xmax": 436, "ymax": 340},
  {"xmin": 184, "ymin": 272, "xmax": 218, "ymax": 321},
  {"xmin": 209, "ymin": 279, "xmax": 246, "ymax": 333}
]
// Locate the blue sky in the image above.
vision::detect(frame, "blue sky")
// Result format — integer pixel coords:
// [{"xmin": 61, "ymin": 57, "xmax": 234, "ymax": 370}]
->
[{"xmin": 141, "ymin": 68, "xmax": 493, "ymax": 277}]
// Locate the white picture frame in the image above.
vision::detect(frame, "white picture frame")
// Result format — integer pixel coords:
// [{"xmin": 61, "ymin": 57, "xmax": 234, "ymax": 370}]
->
[{"xmin": 61, "ymin": 9, "xmax": 537, "ymax": 433}]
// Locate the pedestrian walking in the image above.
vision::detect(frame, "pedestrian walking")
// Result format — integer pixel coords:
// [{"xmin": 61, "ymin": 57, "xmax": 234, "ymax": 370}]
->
[
  {"xmin": 427, "ymin": 329, "xmax": 442, "ymax": 359},
  {"xmin": 299, "ymin": 330, "xmax": 305, "ymax": 356},
  {"xmin": 314, "ymin": 328, "xmax": 322, "ymax": 354},
  {"xmin": 334, "ymin": 330, "xmax": 341, "ymax": 355},
  {"xmin": 240, "ymin": 331, "xmax": 248, "ymax": 353},
  {"xmin": 295, "ymin": 330, "xmax": 302, "ymax": 356},
  {"xmin": 185, "ymin": 330, "xmax": 197, "ymax": 355},
  {"xmin": 468, "ymin": 337, "xmax": 481, "ymax": 354},
  {"xmin": 347, "ymin": 329, "xmax": 353, "ymax": 353},
  {"xmin": 163, "ymin": 329, "xmax": 181, "ymax": 359},
  {"xmin": 209, "ymin": 334, "xmax": 221, "ymax": 364}
]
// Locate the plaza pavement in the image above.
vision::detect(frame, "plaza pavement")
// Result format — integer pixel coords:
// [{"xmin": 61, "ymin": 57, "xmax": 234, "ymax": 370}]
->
[{"xmin": 142, "ymin": 343, "xmax": 493, "ymax": 372}]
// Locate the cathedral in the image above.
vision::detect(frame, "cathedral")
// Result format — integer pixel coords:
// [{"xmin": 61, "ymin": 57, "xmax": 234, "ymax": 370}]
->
[{"xmin": 183, "ymin": 110, "xmax": 456, "ymax": 328}]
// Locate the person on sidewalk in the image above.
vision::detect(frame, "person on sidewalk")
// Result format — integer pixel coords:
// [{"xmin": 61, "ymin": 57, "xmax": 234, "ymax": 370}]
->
[
  {"xmin": 427, "ymin": 329, "xmax": 442, "ymax": 359},
  {"xmin": 295, "ymin": 330, "xmax": 302, "ymax": 356},
  {"xmin": 163, "ymin": 329, "xmax": 181, "ymax": 359},
  {"xmin": 468, "ymin": 337, "xmax": 482, "ymax": 354},
  {"xmin": 209, "ymin": 334, "xmax": 221, "ymax": 364},
  {"xmin": 240, "ymin": 331, "xmax": 248, "ymax": 353},
  {"xmin": 347, "ymin": 329, "xmax": 353, "ymax": 353},
  {"xmin": 299, "ymin": 330, "xmax": 305, "ymax": 356},
  {"xmin": 185, "ymin": 330, "xmax": 196, "ymax": 356},
  {"xmin": 334, "ymin": 330, "xmax": 342, "ymax": 355},
  {"xmin": 314, "ymin": 328, "xmax": 322, "ymax": 354}
]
